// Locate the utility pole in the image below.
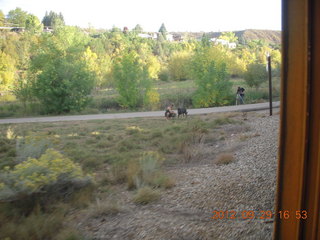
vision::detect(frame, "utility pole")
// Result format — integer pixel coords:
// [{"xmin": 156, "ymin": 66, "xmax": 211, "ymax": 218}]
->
[{"xmin": 267, "ymin": 54, "xmax": 272, "ymax": 116}]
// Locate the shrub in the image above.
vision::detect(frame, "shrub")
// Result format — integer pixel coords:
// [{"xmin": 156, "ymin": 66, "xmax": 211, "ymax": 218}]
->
[
  {"xmin": 15, "ymin": 135, "xmax": 54, "ymax": 163},
  {"xmin": 214, "ymin": 153, "xmax": 235, "ymax": 165},
  {"xmin": 0, "ymin": 149, "xmax": 92, "ymax": 202},
  {"xmin": 133, "ymin": 186, "xmax": 160, "ymax": 205},
  {"xmin": 126, "ymin": 151, "xmax": 172, "ymax": 189},
  {"xmin": 30, "ymin": 57, "xmax": 95, "ymax": 114},
  {"xmin": 244, "ymin": 63, "xmax": 268, "ymax": 89},
  {"xmin": 168, "ymin": 51, "xmax": 192, "ymax": 81},
  {"xmin": 87, "ymin": 199, "xmax": 121, "ymax": 218},
  {"xmin": 113, "ymin": 51, "xmax": 152, "ymax": 109},
  {"xmin": 158, "ymin": 67, "xmax": 170, "ymax": 81},
  {"xmin": 190, "ymin": 52, "xmax": 233, "ymax": 107},
  {"xmin": 144, "ymin": 89, "xmax": 160, "ymax": 110},
  {"xmin": 0, "ymin": 211, "xmax": 64, "ymax": 240}
]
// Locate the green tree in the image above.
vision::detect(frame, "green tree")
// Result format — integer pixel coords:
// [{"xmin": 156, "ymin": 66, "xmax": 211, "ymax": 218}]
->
[
  {"xmin": 158, "ymin": 23, "xmax": 167, "ymax": 38},
  {"xmin": 28, "ymin": 26, "xmax": 94, "ymax": 113},
  {"xmin": 42, "ymin": 11, "xmax": 65, "ymax": 28},
  {"xmin": 31, "ymin": 58, "xmax": 95, "ymax": 113},
  {"xmin": 7, "ymin": 7, "xmax": 28, "ymax": 27},
  {"xmin": 190, "ymin": 50, "xmax": 232, "ymax": 107},
  {"xmin": 219, "ymin": 32, "xmax": 238, "ymax": 43},
  {"xmin": 0, "ymin": 10, "xmax": 5, "ymax": 26},
  {"xmin": 25, "ymin": 14, "xmax": 43, "ymax": 33},
  {"xmin": 168, "ymin": 51, "xmax": 192, "ymax": 81},
  {"xmin": 133, "ymin": 24, "xmax": 143, "ymax": 33},
  {"xmin": 244, "ymin": 63, "xmax": 268, "ymax": 89},
  {"xmin": 113, "ymin": 51, "xmax": 152, "ymax": 108},
  {"xmin": 0, "ymin": 51, "xmax": 16, "ymax": 92},
  {"xmin": 201, "ymin": 33, "xmax": 211, "ymax": 48}
]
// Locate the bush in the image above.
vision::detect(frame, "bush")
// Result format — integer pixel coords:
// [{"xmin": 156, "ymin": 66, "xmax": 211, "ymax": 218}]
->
[
  {"xmin": 190, "ymin": 50, "xmax": 233, "ymax": 107},
  {"xmin": 158, "ymin": 67, "xmax": 170, "ymax": 82},
  {"xmin": 113, "ymin": 51, "xmax": 153, "ymax": 109},
  {"xmin": 31, "ymin": 58, "xmax": 95, "ymax": 113},
  {"xmin": 15, "ymin": 135, "xmax": 54, "ymax": 163},
  {"xmin": 168, "ymin": 51, "xmax": 192, "ymax": 81},
  {"xmin": 0, "ymin": 211, "xmax": 64, "ymax": 240},
  {"xmin": 126, "ymin": 151, "xmax": 173, "ymax": 189},
  {"xmin": 214, "ymin": 153, "xmax": 235, "ymax": 165},
  {"xmin": 0, "ymin": 149, "xmax": 92, "ymax": 202},
  {"xmin": 244, "ymin": 63, "xmax": 268, "ymax": 89},
  {"xmin": 144, "ymin": 89, "xmax": 160, "ymax": 110},
  {"xmin": 133, "ymin": 186, "xmax": 160, "ymax": 205}
]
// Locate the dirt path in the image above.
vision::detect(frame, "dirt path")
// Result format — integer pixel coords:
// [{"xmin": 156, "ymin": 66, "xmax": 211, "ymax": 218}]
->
[{"xmin": 0, "ymin": 102, "xmax": 279, "ymax": 124}]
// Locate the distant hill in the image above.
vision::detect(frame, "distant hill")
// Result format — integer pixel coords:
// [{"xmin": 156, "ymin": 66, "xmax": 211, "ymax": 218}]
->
[
  {"xmin": 171, "ymin": 29, "xmax": 281, "ymax": 46},
  {"xmin": 234, "ymin": 29, "xmax": 281, "ymax": 45}
]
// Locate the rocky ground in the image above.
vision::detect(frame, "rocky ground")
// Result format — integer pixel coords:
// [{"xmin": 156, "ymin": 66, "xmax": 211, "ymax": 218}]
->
[{"xmin": 76, "ymin": 110, "xmax": 279, "ymax": 240}]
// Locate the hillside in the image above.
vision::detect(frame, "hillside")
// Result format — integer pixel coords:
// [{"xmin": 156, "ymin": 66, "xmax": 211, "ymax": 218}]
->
[
  {"xmin": 171, "ymin": 29, "xmax": 281, "ymax": 46},
  {"xmin": 235, "ymin": 29, "xmax": 281, "ymax": 45}
]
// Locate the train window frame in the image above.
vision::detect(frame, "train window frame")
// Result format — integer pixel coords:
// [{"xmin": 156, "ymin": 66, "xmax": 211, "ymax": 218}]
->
[{"xmin": 274, "ymin": 0, "xmax": 320, "ymax": 239}]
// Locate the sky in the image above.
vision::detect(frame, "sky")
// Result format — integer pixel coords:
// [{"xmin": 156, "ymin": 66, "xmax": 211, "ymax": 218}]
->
[{"xmin": 0, "ymin": 0, "xmax": 281, "ymax": 32}]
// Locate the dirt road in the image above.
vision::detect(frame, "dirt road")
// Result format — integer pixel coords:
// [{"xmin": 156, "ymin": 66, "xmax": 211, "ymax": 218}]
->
[{"xmin": 0, "ymin": 101, "xmax": 280, "ymax": 124}]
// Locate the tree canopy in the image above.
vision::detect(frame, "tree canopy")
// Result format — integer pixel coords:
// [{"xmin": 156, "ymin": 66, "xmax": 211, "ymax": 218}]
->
[{"xmin": 42, "ymin": 11, "xmax": 65, "ymax": 28}]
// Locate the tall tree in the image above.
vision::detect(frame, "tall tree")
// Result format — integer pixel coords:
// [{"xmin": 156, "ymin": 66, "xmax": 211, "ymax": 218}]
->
[
  {"xmin": 158, "ymin": 23, "xmax": 167, "ymax": 39},
  {"xmin": 113, "ymin": 51, "xmax": 151, "ymax": 108},
  {"xmin": 25, "ymin": 14, "xmax": 43, "ymax": 33},
  {"xmin": 0, "ymin": 10, "xmax": 5, "ymax": 26},
  {"xmin": 190, "ymin": 49, "xmax": 232, "ymax": 107},
  {"xmin": 7, "ymin": 7, "xmax": 28, "ymax": 27},
  {"xmin": 28, "ymin": 26, "xmax": 94, "ymax": 113},
  {"xmin": 133, "ymin": 24, "xmax": 143, "ymax": 33},
  {"xmin": 42, "ymin": 11, "xmax": 65, "ymax": 28},
  {"xmin": 219, "ymin": 32, "xmax": 238, "ymax": 43},
  {"xmin": 0, "ymin": 51, "xmax": 16, "ymax": 92},
  {"xmin": 244, "ymin": 63, "xmax": 268, "ymax": 89}
]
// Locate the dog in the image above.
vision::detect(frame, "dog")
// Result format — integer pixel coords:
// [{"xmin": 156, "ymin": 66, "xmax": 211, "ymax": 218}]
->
[{"xmin": 177, "ymin": 107, "xmax": 188, "ymax": 118}]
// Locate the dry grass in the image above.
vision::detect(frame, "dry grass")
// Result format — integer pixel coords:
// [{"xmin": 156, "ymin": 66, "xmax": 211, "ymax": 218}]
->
[
  {"xmin": 0, "ymin": 111, "xmax": 245, "ymax": 237},
  {"xmin": 214, "ymin": 153, "xmax": 235, "ymax": 165},
  {"xmin": 133, "ymin": 187, "xmax": 160, "ymax": 205},
  {"xmin": 87, "ymin": 199, "xmax": 121, "ymax": 218}
]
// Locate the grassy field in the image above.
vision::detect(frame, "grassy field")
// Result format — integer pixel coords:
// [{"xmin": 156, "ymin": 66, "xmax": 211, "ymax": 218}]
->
[
  {"xmin": 0, "ymin": 111, "xmax": 249, "ymax": 239},
  {"xmin": 0, "ymin": 77, "xmax": 280, "ymax": 118}
]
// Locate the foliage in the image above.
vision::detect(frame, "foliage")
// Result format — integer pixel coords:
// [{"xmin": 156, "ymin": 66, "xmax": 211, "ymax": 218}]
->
[
  {"xmin": 145, "ymin": 55, "xmax": 161, "ymax": 80},
  {"xmin": 219, "ymin": 31, "xmax": 238, "ymax": 43},
  {"xmin": 42, "ymin": 10, "xmax": 65, "ymax": 28},
  {"xmin": 0, "ymin": 7, "xmax": 281, "ymax": 114},
  {"xmin": 6, "ymin": 7, "xmax": 28, "ymax": 27},
  {"xmin": 28, "ymin": 26, "xmax": 95, "ymax": 113},
  {"xmin": 112, "ymin": 51, "xmax": 153, "ymax": 108},
  {"xmin": 244, "ymin": 63, "xmax": 268, "ymax": 89},
  {"xmin": 190, "ymin": 50, "xmax": 233, "ymax": 107},
  {"xmin": 144, "ymin": 89, "xmax": 160, "ymax": 110},
  {"xmin": 215, "ymin": 153, "xmax": 235, "ymax": 165},
  {"xmin": 15, "ymin": 135, "xmax": 55, "ymax": 163},
  {"xmin": 0, "ymin": 148, "xmax": 91, "ymax": 202},
  {"xmin": 31, "ymin": 57, "xmax": 95, "ymax": 113},
  {"xmin": 168, "ymin": 51, "xmax": 192, "ymax": 81},
  {"xmin": 158, "ymin": 23, "xmax": 167, "ymax": 36},
  {"xmin": 158, "ymin": 67, "xmax": 170, "ymax": 81},
  {"xmin": 133, "ymin": 186, "xmax": 160, "ymax": 205},
  {"xmin": 133, "ymin": 24, "xmax": 143, "ymax": 33},
  {"xmin": 25, "ymin": 14, "xmax": 43, "ymax": 33},
  {"xmin": 126, "ymin": 151, "xmax": 172, "ymax": 189},
  {"xmin": 0, "ymin": 51, "xmax": 16, "ymax": 91},
  {"xmin": 0, "ymin": 10, "xmax": 5, "ymax": 26}
]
